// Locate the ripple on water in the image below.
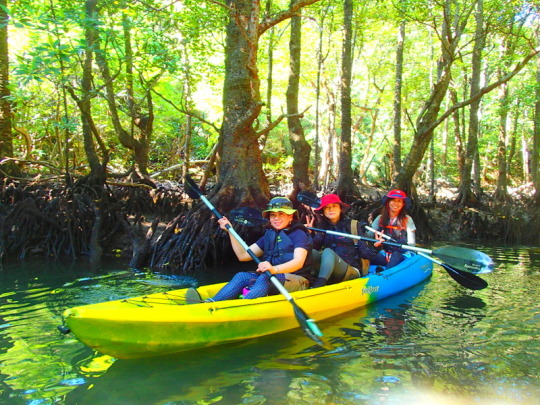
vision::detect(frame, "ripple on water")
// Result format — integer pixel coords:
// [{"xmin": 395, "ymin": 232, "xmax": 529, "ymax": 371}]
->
[{"xmin": 0, "ymin": 250, "xmax": 538, "ymax": 405}]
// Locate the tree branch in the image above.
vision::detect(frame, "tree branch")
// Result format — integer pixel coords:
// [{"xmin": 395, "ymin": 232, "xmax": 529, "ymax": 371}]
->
[
  {"xmin": 151, "ymin": 88, "xmax": 220, "ymax": 134},
  {"xmin": 428, "ymin": 46, "xmax": 540, "ymax": 134},
  {"xmin": 256, "ymin": 106, "xmax": 310, "ymax": 138},
  {"xmin": 259, "ymin": 0, "xmax": 321, "ymax": 36}
]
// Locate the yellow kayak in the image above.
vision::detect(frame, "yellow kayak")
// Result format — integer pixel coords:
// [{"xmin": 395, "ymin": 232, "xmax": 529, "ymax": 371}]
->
[{"xmin": 62, "ymin": 254, "xmax": 432, "ymax": 359}]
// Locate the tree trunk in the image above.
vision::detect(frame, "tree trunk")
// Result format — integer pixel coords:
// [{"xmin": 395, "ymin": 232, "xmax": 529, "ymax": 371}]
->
[
  {"xmin": 441, "ymin": 97, "xmax": 449, "ymax": 175},
  {"xmin": 215, "ymin": 0, "xmax": 269, "ymax": 208},
  {"xmin": 95, "ymin": 13, "xmax": 153, "ymax": 177},
  {"xmin": 318, "ymin": 84, "xmax": 336, "ymax": 188},
  {"xmin": 215, "ymin": 0, "xmax": 321, "ymax": 206},
  {"xmin": 337, "ymin": 0, "xmax": 359, "ymax": 198},
  {"xmin": 473, "ymin": 145, "xmax": 482, "ymax": 196},
  {"xmin": 64, "ymin": 0, "xmax": 109, "ymax": 264},
  {"xmin": 261, "ymin": 0, "xmax": 274, "ymax": 149},
  {"xmin": 494, "ymin": 79, "xmax": 511, "ymax": 202},
  {"xmin": 313, "ymin": 4, "xmax": 331, "ymax": 189},
  {"xmin": 394, "ymin": 0, "xmax": 457, "ymax": 196},
  {"xmin": 450, "ymin": 89, "xmax": 465, "ymax": 181},
  {"xmin": 393, "ymin": 21, "xmax": 405, "ymax": 176},
  {"xmin": 0, "ymin": 0, "xmax": 19, "ymax": 178},
  {"xmin": 72, "ymin": 0, "xmax": 107, "ymax": 186},
  {"xmin": 456, "ymin": 1, "xmax": 483, "ymax": 206},
  {"xmin": 287, "ymin": 6, "xmax": 311, "ymax": 195},
  {"xmin": 533, "ymin": 35, "xmax": 540, "ymax": 203},
  {"xmin": 148, "ymin": 0, "xmax": 322, "ymax": 273},
  {"xmin": 429, "ymin": 138, "xmax": 435, "ymax": 200},
  {"xmin": 521, "ymin": 131, "xmax": 529, "ymax": 183},
  {"xmin": 394, "ymin": 73, "xmax": 451, "ymax": 197}
]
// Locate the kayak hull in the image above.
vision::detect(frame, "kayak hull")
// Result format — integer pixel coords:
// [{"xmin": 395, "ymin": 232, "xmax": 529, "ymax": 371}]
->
[{"xmin": 63, "ymin": 254, "xmax": 432, "ymax": 359}]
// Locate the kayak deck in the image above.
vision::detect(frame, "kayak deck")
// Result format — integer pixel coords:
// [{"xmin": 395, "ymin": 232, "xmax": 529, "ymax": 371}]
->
[{"xmin": 63, "ymin": 254, "xmax": 433, "ymax": 358}]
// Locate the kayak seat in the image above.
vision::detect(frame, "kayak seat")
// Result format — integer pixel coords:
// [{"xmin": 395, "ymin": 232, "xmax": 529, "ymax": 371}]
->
[{"xmin": 185, "ymin": 288, "xmax": 202, "ymax": 304}]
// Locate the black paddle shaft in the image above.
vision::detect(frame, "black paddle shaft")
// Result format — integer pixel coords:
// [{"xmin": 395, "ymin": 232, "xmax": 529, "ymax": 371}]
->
[
  {"xmin": 309, "ymin": 226, "xmax": 488, "ymax": 290},
  {"xmin": 183, "ymin": 174, "xmax": 328, "ymax": 346}
]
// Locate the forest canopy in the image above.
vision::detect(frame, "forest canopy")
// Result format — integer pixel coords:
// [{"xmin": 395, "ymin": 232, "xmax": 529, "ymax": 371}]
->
[{"xmin": 0, "ymin": 0, "xmax": 538, "ymax": 269}]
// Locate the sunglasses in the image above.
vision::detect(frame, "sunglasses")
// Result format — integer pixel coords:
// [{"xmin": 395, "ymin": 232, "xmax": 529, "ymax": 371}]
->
[{"xmin": 268, "ymin": 201, "xmax": 293, "ymax": 209}]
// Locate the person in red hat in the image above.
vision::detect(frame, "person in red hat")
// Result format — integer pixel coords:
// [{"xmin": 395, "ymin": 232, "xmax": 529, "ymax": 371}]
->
[
  {"xmin": 306, "ymin": 194, "xmax": 372, "ymax": 288},
  {"xmin": 368, "ymin": 189, "xmax": 416, "ymax": 269}
]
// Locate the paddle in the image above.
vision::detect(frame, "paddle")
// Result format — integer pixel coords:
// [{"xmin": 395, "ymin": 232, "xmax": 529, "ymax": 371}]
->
[
  {"xmin": 297, "ymin": 191, "xmax": 494, "ymax": 275},
  {"xmin": 183, "ymin": 174, "xmax": 328, "ymax": 348},
  {"xmin": 297, "ymin": 190, "xmax": 321, "ymax": 209},
  {"xmin": 310, "ymin": 226, "xmax": 488, "ymax": 290},
  {"xmin": 229, "ymin": 206, "xmax": 490, "ymax": 290},
  {"xmin": 363, "ymin": 225, "xmax": 489, "ymax": 290}
]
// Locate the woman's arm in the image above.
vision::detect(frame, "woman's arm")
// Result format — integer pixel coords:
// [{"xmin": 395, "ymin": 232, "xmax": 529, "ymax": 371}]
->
[
  {"xmin": 406, "ymin": 216, "xmax": 416, "ymax": 246},
  {"xmin": 218, "ymin": 217, "xmax": 263, "ymax": 261},
  {"xmin": 231, "ymin": 239, "xmax": 263, "ymax": 261},
  {"xmin": 367, "ymin": 216, "xmax": 381, "ymax": 238}
]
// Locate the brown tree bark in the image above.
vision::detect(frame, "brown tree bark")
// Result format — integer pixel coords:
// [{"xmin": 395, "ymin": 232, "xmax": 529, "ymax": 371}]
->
[
  {"xmin": 0, "ymin": 0, "xmax": 19, "ymax": 178},
  {"xmin": 494, "ymin": 79, "xmax": 511, "ymax": 202},
  {"xmin": 394, "ymin": 1, "xmax": 455, "ymax": 197},
  {"xmin": 450, "ymin": 89, "xmax": 464, "ymax": 182},
  {"xmin": 393, "ymin": 21, "xmax": 405, "ymax": 176},
  {"xmin": 149, "ymin": 0, "xmax": 322, "ymax": 273},
  {"xmin": 68, "ymin": 0, "xmax": 108, "ymax": 187},
  {"xmin": 64, "ymin": 0, "xmax": 110, "ymax": 264},
  {"xmin": 457, "ymin": 0, "xmax": 484, "ymax": 206},
  {"xmin": 337, "ymin": 0, "xmax": 359, "ymax": 198},
  {"xmin": 313, "ymin": 4, "xmax": 331, "ymax": 189},
  {"xmin": 214, "ymin": 0, "xmax": 321, "ymax": 208},
  {"xmin": 533, "ymin": 37, "xmax": 540, "ymax": 203},
  {"xmin": 287, "ymin": 5, "xmax": 311, "ymax": 195},
  {"xmin": 95, "ymin": 13, "xmax": 153, "ymax": 178},
  {"xmin": 260, "ymin": 0, "xmax": 274, "ymax": 149},
  {"xmin": 215, "ymin": 0, "xmax": 269, "ymax": 209}
]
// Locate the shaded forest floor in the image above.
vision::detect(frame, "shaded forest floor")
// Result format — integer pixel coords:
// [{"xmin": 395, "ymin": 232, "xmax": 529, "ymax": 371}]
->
[{"xmin": 0, "ymin": 178, "xmax": 538, "ymax": 273}]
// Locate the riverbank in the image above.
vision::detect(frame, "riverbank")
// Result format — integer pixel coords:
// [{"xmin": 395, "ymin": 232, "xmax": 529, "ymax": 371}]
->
[{"xmin": 0, "ymin": 179, "xmax": 538, "ymax": 270}]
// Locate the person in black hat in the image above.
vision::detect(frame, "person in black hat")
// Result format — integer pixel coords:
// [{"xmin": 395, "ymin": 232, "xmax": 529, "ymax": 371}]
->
[{"xmin": 207, "ymin": 197, "xmax": 313, "ymax": 301}]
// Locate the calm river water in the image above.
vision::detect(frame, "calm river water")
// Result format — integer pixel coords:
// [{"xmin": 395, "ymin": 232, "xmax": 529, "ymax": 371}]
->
[{"xmin": 0, "ymin": 244, "xmax": 538, "ymax": 405}]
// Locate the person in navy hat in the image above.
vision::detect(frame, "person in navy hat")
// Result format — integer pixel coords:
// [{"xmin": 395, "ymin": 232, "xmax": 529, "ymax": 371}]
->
[
  {"xmin": 306, "ymin": 194, "xmax": 371, "ymax": 288},
  {"xmin": 368, "ymin": 189, "xmax": 416, "ymax": 269},
  {"xmin": 207, "ymin": 197, "xmax": 313, "ymax": 301}
]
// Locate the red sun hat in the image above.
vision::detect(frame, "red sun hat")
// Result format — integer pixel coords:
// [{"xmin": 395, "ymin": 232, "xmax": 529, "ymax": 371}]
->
[
  {"xmin": 386, "ymin": 189, "xmax": 407, "ymax": 199},
  {"xmin": 381, "ymin": 189, "xmax": 412, "ymax": 209},
  {"xmin": 315, "ymin": 194, "xmax": 350, "ymax": 211}
]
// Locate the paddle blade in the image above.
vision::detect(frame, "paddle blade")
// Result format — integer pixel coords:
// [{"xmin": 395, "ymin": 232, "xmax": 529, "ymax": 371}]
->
[
  {"xmin": 297, "ymin": 191, "xmax": 321, "ymax": 208},
  {"xmin": 184, "ymin": 173, "xmax": 203, "ymax": 200},
  {"xmin": 229, "ymin": 207, "xmax": 268, "ymax": 227},
  {"xmin": 291, "ymin": 300, "xmax": 333, "ymax": 349},
  {"xmin": 442, "ymin": 263, "xmax": 488, "ymax": 290},
  {"xmin": 433, "ymin": 246, "xmax": 495, "ymax": 274}
]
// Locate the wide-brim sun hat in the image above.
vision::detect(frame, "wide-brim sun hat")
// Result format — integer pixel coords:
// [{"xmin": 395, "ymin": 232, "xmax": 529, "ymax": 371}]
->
[
  {"xmin": 315, "ymin": 194, "xmax": 350, "ymax": 211},
  {"xmin": 381, "ymin": 189, "xmax": 412, "ymax": 209},
  {"xmin": 386, "ymin": 189, "xmax": 407, "ymax": 199},
  {"xmin": 262, "ymin": 197, "xmax": 297, "ymax": 218}
]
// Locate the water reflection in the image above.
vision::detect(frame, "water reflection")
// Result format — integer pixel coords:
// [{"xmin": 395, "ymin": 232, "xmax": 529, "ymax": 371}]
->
[
  {"xmin": 0, "ymin": 258, "xmax": 196, "ymax": 404},
  {"xmin": 64, "ymin": 279, "xmax": 430, "ymax": 404},
  {"xmin": 0, "ymin": 246, "xmax": 538, "ymax": 404},
  {"xmin": 67, "ymin": 337, "xmax": 308, "ymax": 404}
]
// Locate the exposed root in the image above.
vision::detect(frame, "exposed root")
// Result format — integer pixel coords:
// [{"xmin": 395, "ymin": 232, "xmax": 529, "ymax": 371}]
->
[{"xmin": 0, "ymin": 178, "xmax": 538, "ymax": 274}]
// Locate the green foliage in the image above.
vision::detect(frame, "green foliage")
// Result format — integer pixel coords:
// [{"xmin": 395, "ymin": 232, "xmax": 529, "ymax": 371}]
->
[{"xmin": 0, "ymin": 0, "xmax": 537, "ymax": 196}]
